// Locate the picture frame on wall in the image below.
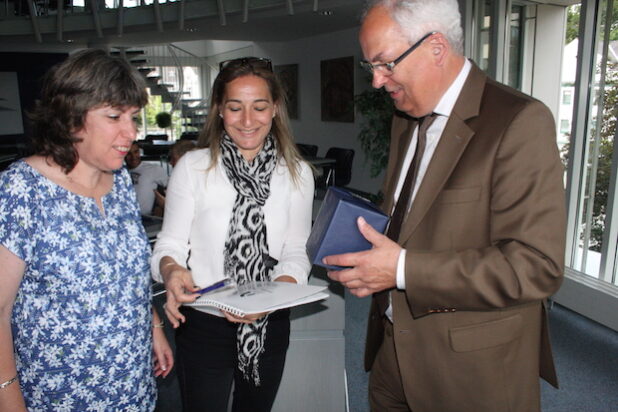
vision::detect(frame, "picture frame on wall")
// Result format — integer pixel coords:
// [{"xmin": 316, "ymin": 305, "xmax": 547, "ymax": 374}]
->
[
  {"xmin": 274, "ymin": 64, "xmax": 299, "ymax": 119},
  {"xmin": 320, "ymin": 56, "xmax": 354, "ymax": 123}
]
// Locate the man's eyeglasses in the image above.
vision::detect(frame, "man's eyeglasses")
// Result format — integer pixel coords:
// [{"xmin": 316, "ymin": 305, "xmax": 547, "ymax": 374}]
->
[
  {"xmin": 219, "ymin": 57, "xmax": 273, "ymax": 72},
  {"xmin": 360, "ymin": 31, "xmax": 436, "ymax": 75}
]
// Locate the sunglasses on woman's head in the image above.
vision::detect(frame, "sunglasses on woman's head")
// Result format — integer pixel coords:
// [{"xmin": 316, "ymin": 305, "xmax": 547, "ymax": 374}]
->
[{"xmin": 218, "ymin": 57, "xmax": 273, "ymax": 72}]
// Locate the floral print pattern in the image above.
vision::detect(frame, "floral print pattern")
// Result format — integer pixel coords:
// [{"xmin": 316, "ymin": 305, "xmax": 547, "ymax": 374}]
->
[{"xmin": 0, "ymin": 161, "xmax": 156, "ymax": 411}]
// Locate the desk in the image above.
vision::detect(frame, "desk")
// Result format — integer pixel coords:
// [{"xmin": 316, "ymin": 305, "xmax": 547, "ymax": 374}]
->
[
  {"xmin": 0, "ymin": 154, "xmax": 18, "ymax": 162},
  {"xmin": 271, "ymin": 267, "xmax": 347, "ymax": 412},
  {"xmin": 0, "ymin": 154, "xmax": 18, "ymax": 172},
  {"xmin": 306, "ymin": 156, "xmax": 336, "ymax": 167}
]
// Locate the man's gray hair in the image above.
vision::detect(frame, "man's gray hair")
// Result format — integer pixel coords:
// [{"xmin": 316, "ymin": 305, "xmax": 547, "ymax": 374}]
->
[{"xmin": 362, "ymin": 0, "xmax": 464, "ymax": 55}]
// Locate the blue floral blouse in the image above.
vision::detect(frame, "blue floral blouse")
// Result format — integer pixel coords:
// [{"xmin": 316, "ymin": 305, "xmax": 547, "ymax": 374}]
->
[{"xmin": 0, "ymin": 161, "xmax": 156, "ymax": 411}]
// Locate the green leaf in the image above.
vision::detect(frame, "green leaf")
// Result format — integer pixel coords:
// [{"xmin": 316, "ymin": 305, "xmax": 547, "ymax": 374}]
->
[{"xmin": 354, "ymin": 86, "xmax": 394, "ymax": 177}]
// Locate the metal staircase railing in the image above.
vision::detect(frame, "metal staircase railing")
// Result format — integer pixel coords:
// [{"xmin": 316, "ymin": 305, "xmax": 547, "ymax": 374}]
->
[{"xmin": 112, "ymin": 43, "xmax": 214, "ymax": 139}]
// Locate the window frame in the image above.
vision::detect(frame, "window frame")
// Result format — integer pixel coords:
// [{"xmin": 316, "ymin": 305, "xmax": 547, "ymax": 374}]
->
[{"xmin": 464, "ymin": 0, "xmax": 618, "ymax": 331}]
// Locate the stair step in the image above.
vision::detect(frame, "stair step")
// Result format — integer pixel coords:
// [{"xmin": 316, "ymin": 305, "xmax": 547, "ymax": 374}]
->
[
  {"xmin": 182, "ymin": 106, "xmax": 207, "ymax": 113},
  {"xmin": 111, "ymin": 50, "xmax": 145, "ymax": 58},
  {"xmin": 187, "ymin": 122, "xmax": 206, "ymax": 128},
  {"xmin": 169, "ymin": 91, "xmax": 190, "ymax": 99},
  {"xmin": 181, "ymin": 104, "xmax": 206, "ymax": 109},
  {"xmin": 149, "ymin": 84, "xmax": 166, "ymax": 92},
  {"xmin": 130, "ymin": 58, "xmax": 148, "ymax": 65},
  {"xmin": 138, "ymin": 67, "xmax": 155, "ymax": 75},
  {"xmin": 183, "ymin": 111, "xmax": 208, "ymax": 118},
  {"xmin": 182, "ymin": 104, "xmax": 208, "ymax": 110}
]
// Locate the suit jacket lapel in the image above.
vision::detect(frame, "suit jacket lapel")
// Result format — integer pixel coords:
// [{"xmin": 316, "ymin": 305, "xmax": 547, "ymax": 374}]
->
[{"xmin": 398, "ymin": 63, "xmax": 487, "ymax": 245}]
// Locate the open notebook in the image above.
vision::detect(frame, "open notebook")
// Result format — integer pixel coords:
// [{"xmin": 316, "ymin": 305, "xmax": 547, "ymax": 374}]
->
[{"xmin": 184, "ymin": 281, "xmax": 329, "ymax": 317}]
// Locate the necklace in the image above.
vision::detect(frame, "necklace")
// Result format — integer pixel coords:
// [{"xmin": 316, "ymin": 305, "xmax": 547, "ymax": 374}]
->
[
  {"xmin": 65, "ymin": 174, "xmax": 102, "ymax": 197},
  {"xmin": 64, "ymin": 170, "xmax": 113, "ymax": 216}
]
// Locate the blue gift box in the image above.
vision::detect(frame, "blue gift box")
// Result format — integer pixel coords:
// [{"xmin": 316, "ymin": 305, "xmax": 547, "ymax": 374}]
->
[{"xmin": 307, "ymin": 187, "xmax": 389, "ymax": 270}]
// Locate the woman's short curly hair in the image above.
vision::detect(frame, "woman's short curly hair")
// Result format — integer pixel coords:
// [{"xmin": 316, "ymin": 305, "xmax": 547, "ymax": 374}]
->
[{"xmin": 29, "ymin": 48, "xmax": 148, "ymax": 173}]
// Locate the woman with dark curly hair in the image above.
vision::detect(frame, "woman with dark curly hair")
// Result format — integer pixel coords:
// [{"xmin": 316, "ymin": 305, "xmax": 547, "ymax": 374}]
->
[{"xmin": 0, "ymin": 49, "xmax": 173, "ymax": 411}]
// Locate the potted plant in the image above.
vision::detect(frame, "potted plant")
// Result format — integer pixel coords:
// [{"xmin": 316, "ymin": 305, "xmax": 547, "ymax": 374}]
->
[
  {"xmin": 354, "ymin": 86, "xmax": 394, "ymax": 178},
  {"xmin": 155, "ymin": 111, "xmax": 172, "ymax": 139}
]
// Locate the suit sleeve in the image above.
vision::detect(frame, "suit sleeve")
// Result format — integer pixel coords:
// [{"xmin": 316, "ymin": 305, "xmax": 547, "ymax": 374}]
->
[{"xmin": 405, "ymin": 100, "xmax": 566, "ymax": 315}]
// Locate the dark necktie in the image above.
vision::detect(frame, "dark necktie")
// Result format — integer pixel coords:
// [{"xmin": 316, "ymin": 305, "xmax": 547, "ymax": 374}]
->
[
  {"xmin": 376, "ymin": 113, "xmax": 437, "ymax": 316},
  {"xmin": 386, "ymin": 113, "xmax": 437, "ymax": 242}
]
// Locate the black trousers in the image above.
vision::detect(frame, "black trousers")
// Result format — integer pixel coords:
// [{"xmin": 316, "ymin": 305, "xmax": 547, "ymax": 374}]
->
[{"xmin": 175, "ymin": 308, "xmax": 290, "ymax": 412}]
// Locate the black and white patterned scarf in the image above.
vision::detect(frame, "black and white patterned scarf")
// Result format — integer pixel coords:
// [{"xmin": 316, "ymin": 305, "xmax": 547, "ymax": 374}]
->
[{"xmin": 220, "ymin": 133, "xmax": 277, "ymax": 385}]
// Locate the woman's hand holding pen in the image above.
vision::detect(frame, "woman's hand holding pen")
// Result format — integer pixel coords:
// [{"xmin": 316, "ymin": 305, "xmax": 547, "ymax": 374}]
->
[{"xmin": 160, "ymin": 257, "xmax": 199, "ymax": 328}]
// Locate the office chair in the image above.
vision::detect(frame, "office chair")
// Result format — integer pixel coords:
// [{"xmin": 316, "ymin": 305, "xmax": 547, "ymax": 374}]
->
[
  {"xmin": 296, "ymin": 143, "xmax": 318, "ymax": 158},
  {"xmin": 324, "ymin": 147, "xmax": 355, "ymax": 187},
  {"xmin": 180, "ymin": 131, "xmax": 199, "ymax": 141}
]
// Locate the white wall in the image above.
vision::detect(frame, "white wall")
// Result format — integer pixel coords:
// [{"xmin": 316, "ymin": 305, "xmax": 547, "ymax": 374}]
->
[{"xmin": 253, "ymin": 27, "xmax": 384, "ymax": 194}]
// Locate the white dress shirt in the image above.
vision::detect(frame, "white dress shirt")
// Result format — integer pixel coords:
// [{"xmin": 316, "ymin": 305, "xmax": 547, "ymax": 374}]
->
[
  {"xmin": 129, "ymin": 161, "xmax": 169, "ymax": 215},
  {"xmin": 151, "ymin": 148, "xmax": 314, "ymax": 315},
  {"xmin": 385, "ymin": 60, "xmax": 472, "ymax": 320}
]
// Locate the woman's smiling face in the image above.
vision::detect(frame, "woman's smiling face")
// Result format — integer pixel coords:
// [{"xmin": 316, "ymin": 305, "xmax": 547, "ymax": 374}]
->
[
  {"xmin": 220, "ymin": 75, "xmax": 276, "ymax": 162},
  {"xmin": 73, "ymin": 105, "xmax": 140, "ymax": 172}
]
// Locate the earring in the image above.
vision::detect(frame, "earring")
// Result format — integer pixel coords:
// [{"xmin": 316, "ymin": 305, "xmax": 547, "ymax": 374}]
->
[{"xmin": 219, "ymin": 113, "xmax": 223, "ymax": 118}]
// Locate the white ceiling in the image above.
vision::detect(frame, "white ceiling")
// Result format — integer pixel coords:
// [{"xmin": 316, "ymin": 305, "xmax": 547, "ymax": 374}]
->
[
  {"xmin": 0, "ymin": 0, "xmax": 579, "ymax": 54},
  {"xmin": 107, "ymin": 0, "xmax": 363, "ymax": 49},
  {"xmin": 0, "ymin": 0, "xmax": 364, "ymax": 52}
]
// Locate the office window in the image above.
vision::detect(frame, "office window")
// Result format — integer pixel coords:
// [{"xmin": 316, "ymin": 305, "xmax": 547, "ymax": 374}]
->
[
  {"xmin": 475, "ymin": 0, "xmax": 494, "ymax": 73},
  {"xmin": 561, "ymin": 119, "xmax": 571, "ymax": 133},
  {"xmin": 508, "ymin": 4, "xmax": 524, "ymax": 89},
  {"xmin": 566, "ymin": 0, "xmax": 618, "ymax": 285},
  {"xmin": 563, "ymin": 89, "xmax": 573, "ymax": 105},
  {"xmin": 104, "ymin": 0, "xmax": 177, "ymax": 8}
]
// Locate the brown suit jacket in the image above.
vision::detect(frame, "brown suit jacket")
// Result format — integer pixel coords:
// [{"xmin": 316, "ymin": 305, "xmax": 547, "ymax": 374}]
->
[{"xmin": 365, "ymin": 63, "xmax": 566, "ymax": 412}]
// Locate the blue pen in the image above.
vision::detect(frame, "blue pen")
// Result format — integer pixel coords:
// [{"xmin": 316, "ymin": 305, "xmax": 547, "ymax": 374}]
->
[{"xmin": 195, "ymin": 278, "xmax": 235, "ymax": 295}]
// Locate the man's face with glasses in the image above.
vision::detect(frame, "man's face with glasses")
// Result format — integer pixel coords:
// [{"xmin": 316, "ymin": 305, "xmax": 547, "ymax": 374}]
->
[{"xmin": 359, "ymin": 6, "xmax": 439, "ymax": 118}]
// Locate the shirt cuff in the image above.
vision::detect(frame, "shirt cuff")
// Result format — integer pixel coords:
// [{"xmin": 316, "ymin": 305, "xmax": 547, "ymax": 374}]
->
[
  {"xmin": 396, "ymin": 249, "xmax": 406, "ymax": 290},
  {"xmin": 272, "ymin": 262, "xmax": 310, "ymax": 285}
]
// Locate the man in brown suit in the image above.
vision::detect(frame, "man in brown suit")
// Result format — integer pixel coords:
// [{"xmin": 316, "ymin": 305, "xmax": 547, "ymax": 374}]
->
[{"xmin": 324, "ymin": 1, "xmax": 566, "ymax": 411}]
